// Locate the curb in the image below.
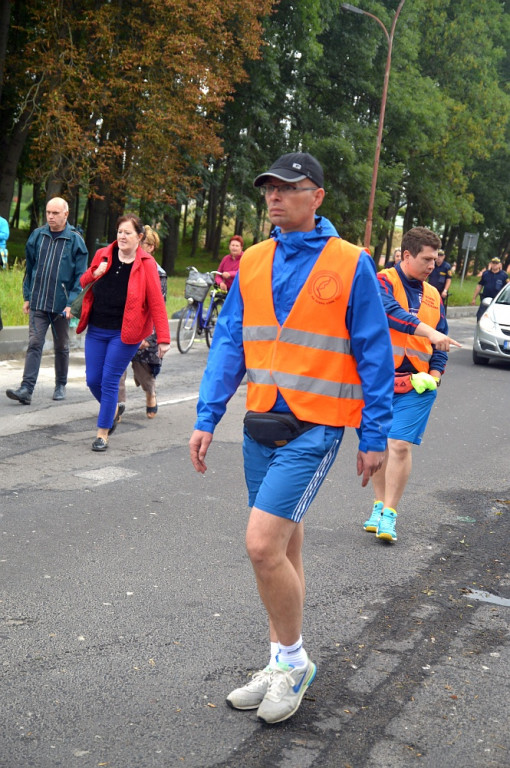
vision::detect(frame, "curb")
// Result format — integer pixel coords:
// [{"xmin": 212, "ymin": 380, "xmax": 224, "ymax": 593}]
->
[
  {"xmin": 0, "ymin": 309, "xmax": 476, "ymax": 361},
  {"xmin": 0, "ymin": 320, "xmax": 180, "ymax": 360}
]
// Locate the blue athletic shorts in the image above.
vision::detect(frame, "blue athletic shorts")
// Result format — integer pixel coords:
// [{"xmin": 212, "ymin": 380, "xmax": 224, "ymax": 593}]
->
[
  {"xmin": 389, "ymin": 388, "xmax": 437, "ymax": 445},
  {"xmin": 243, "ymin": 424, "xmax": 344, "ymax": 522}
]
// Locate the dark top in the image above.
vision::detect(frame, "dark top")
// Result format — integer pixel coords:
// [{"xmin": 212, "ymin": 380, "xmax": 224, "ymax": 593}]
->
[
  {"xmin": 478, "ymin": 269, "xmax": 509, "ymax": 299},
  {"xmin": 428, "ymin": 261, "xmax": 452, "ymax": 293},
  {"xmin": 89, "ymin": 246, "xmax": 133, "ymax": 329}
]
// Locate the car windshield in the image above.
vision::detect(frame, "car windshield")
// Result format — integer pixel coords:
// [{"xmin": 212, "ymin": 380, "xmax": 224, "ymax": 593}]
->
[{"xmin": 495, "ymin": 284, "xmax": 510, "ymax": 305}]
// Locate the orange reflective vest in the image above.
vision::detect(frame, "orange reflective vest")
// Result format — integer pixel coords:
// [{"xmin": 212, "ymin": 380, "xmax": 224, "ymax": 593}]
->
[
  {"xmin": 238, "ymin": 237, "xmax": 364, "ymax": 427},
  {"xmin": 379, "ymin": 267, "xmax": 440, "ymax": 372}
]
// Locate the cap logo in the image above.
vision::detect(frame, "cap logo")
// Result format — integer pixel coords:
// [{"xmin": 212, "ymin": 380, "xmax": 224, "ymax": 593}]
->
[{"xmin": 292, "ymin": 163, "xmax": 302, "ymax": 170}]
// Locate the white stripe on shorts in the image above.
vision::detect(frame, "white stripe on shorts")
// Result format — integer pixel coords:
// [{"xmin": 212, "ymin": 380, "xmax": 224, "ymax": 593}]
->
[{"xmin": 291, "ymin": 438, "xmax": 341, "ymax": 523}]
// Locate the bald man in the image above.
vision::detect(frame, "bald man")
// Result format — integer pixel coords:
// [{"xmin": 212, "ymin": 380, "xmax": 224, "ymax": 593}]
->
[{"xmin": 6, "ymin": 197, "xmax": 88, "ymax": 405}]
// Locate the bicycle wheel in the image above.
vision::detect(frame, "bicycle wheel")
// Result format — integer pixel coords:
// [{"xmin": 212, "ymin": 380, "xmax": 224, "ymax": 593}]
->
[
  {"xmin": 177, "ymin": 303, "xmax": 199, "ymax": 353},
  {"xmin": 205, "ymin": 298, "xmax": 224, "ymax": 348}
]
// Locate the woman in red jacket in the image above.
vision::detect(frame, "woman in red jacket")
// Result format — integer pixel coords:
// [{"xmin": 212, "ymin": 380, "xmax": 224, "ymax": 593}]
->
[{"xmin": 77, "ymin": 213, "xmax": 170, "ymax": 452}]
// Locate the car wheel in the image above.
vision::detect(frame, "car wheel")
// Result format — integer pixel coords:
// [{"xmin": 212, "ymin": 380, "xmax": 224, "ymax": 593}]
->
[{"xmin": 472, "ymin": 349, "xmax": 490, "ymax": 365}]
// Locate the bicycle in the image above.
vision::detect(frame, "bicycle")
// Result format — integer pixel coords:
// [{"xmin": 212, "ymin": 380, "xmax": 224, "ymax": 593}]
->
[{"xmin": 176, "ymin": 267, "xmax": 227, "ymax": 353}]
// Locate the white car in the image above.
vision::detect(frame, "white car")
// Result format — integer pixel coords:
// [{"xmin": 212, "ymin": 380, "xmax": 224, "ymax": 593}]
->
[{"xmin": 472, "ymin": 282, "xmax": 510, "ymax": 365}]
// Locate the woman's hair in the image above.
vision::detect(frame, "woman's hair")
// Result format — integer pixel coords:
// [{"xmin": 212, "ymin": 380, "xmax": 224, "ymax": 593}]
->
[
  {"xmin": 143, "ymin": 225, "xmax": 160, "ymax": 250},
  {"xmin": 230, "ymin": 234, "xmax": 244, "ymax": 248},
  {"xmin": 116, "ymin": 213, "xmax": 144, "ymax": 236}
]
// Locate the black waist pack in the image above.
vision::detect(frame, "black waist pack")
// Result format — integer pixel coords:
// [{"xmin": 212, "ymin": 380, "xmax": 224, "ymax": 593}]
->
[{"xmin": 243, "ymin": 410, "xmax": 316, "ymax": 448}]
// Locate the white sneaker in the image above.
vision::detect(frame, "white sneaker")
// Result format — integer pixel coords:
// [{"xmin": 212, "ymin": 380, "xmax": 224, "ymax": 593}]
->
[
  {"xmin": 226, "ymin": 666, "xmax": 273, "ymax": 710},
  {"xmin": 257, "ymin": 654, "xmax": 316, "ymax": 724}
]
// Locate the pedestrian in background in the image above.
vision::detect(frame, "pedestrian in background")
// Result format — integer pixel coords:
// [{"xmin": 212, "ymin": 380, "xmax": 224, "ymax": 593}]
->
[
  {"xmin": 215, "ymin": 235, "xmax": 244, "ymax": 291},
  {"xmin": 189, "ymin": 152, "xmax": 394, "ymax": 724},
  {"xmin": 0, "ymin": 214, "xmax": 9, "ymax": 269},
  {"xmin": 471, "ymin": 257, "xmax": 509, "ymax": 320},
  {"xmin": 428, "ymin": 248, "xmax": 452, "ymax": 307},
  {"xmin": 384, "ymin": 247, "xmax": 401, "ymax": 269},
  {"xmin": 6, "ymin": 197, "xmax": 88, "ymax": 405},
  {"xmin": 117, "ymin": 225, "xmax": 167, "ymax": 419},
  {"xmin": 77, "ymin": 214, "xmax": 170, "ymax": 452},
  {"xmin": 363, "ymin": 227, "xmax": 461, "ymax": 544}
]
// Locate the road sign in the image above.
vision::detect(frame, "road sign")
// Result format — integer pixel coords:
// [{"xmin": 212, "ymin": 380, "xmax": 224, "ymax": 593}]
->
[
  {"xmin": 460, "ymin": 232, "xmax": 479, "ymax": 286},
  {"xmin": 462, "ymin": 232, "xmax": 479, "ymax": 250}
]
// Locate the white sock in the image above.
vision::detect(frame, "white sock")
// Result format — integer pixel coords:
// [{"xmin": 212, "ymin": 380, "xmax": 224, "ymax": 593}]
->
[
  {"xmin": 277, "ymin": 635, "xmax": 307, "ymax": 668},
  {"xmin": 269, "ymin": 641, "xmax": 279, "ymax": 668}
]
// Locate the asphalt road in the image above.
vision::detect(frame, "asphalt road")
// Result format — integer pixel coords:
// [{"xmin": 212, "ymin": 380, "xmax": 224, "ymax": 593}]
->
[{"xmin": 1, "ymin": 317, "xmax": 509, "ymax": 768}]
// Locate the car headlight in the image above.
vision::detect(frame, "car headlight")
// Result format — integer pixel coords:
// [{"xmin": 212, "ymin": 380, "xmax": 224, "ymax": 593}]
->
[{"xmin": 479, "ymin": 312, "xmax": 498, "ymax": 333}]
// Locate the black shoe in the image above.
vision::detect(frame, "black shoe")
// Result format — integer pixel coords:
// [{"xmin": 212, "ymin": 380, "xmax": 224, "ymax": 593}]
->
[
  {"xmin": 6, "ymin": 387, "xmax": 32, "ymax": 405},
  {"xmin": 91, "ymin": 437, "xmax": 108, "ymax": 452},
  {"xmin": 53, "ymin": 384, "xmax": 66, "ymax": 401},
  {"xmin": 108, "ymin": 403, "xmax": 125, "ymax": 435}
]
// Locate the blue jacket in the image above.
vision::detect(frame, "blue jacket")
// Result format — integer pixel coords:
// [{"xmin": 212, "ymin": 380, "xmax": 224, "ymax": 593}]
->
[
  {"xmin": 23, "ymin": 222, "xmax": 88, "ymax": 313},
  {"xmin": 194, "ymin": 217, "xmax": 394, "ymax": 453}
]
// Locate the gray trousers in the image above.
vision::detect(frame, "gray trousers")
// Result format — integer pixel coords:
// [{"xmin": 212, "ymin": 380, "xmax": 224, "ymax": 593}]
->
[{"xmin": 22, "ymin": 310, "xmax": 69, "ymax": 393}]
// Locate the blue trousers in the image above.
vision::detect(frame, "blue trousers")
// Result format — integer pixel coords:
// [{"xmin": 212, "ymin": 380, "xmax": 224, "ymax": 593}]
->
[{"xmin": 85, "ymin": 326, "xmax": 140, "ymax": 429}]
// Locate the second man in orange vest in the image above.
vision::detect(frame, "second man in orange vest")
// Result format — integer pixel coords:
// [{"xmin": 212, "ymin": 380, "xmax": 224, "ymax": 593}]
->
[{"xmin": 363, "ymin": 226, "xmax": 461, "ymax": 543}]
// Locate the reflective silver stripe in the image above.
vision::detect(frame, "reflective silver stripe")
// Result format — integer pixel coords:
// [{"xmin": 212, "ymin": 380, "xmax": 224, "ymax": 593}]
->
[
  {"xmin": 247, "ymin": 368, "xmax": 362, "ymax": 400},
  {"xmin": 392, "ymin": 344, "xmax": 431, "ymax": 362},
  {"xmin": 243, "ymin": 326, "xmax": 278, "ymax": 342},
  {"xmin": 273, "ymin": 371, "xmax": 363, "ymax": 400},
  {"xmin": 279, "ymin": 327, "xmax": 351, "ymax": 354},
  {"xmin": 246, "ymin": 368, "xmax": 275, "ymax": 385}
]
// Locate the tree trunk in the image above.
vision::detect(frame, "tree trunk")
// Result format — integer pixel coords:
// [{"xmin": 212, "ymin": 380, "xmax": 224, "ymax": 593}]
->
[
  {"xmin": 85, "ymin": 186, "xmax": 110, "ymax": 258},
  {"xmin": 205, "ymin": 176, "xmax": 218, "ymax": 252},
  {"xmin": 162, "ymin": 206, "xmax": 180, "ymax": 276},
  {"xmin": 212, "ymin": 159, "xmax": 233, "ymax": 262},
  {"xmin": 0, "ymin": 0, "xmax": 12, "ymax": 106},
  {"xmin": 68, "ymin": 186, "xmax": 79, "ymax": 227},
  {"xmin": 10, "ymin": 176, "xmax": 22, "ymax": 228},
  {"xmin": 190, "ymin": 190, "xmax": 204, "ymax": 259},
  {"xmin": 0, "ymin": 108, "xmax": 32, "ymax": 219},
  {"xmin": 29, "ymin": 183, "xmax": 42, "ymax": 232}
]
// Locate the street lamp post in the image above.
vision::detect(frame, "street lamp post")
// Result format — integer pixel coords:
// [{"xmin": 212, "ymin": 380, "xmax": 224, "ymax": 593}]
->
[{"xmin": 341, "ymin": 1, "xmax": 406, "ymax": 252}]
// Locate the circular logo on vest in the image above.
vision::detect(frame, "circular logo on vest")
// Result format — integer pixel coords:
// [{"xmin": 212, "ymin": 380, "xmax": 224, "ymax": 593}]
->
[{"xmin": 309, "ymin": 271, "xmax": 342, "ymax": 304}]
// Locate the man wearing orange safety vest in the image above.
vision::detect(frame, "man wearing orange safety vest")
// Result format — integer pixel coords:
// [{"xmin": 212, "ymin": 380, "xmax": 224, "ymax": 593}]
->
[
  {"xmin": 363, "ymin": 227, "xmax": 461, "ymax": 543},
  {"xmin": 189, "ymin": 152, "xmax": 394, "ymax": 725}
]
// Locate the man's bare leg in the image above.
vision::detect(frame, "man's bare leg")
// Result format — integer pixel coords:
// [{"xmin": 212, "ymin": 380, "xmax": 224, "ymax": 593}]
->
[
  {"xmin": 246, "ymin": 507, "xmax": 303, "ymax": 647},
  {"xmin": 269, "ymin": 520, "xmax": 304, "ymax": 644},
  {"xmin": 381, "ymin": 438, "xmax": 413, "ymax": 510}
]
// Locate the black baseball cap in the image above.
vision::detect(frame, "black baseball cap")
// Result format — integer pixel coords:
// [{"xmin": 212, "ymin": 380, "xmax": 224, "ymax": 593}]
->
[{"xmin": 254, "ymin": 152, "xmax": 324, "ymax": 188}]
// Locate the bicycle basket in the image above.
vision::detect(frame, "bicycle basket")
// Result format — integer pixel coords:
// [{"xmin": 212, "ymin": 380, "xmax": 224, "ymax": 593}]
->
[{"xmin": 184, "ymin": 269, "xmax": 213, "ymax": 302}]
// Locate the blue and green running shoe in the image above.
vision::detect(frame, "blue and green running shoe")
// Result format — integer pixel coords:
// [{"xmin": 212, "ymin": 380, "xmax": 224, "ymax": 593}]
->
[
  {"xmin": 363, "ymin": 500, "xmax": 384, "ymax": 532},
  {"xmin": 376, "ymin": 507, "xmax": 397, "ymax": 542}
]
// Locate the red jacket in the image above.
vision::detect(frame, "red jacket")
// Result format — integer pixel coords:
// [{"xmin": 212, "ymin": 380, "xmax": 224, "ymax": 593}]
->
[{"xmin": 77, "ymin": 242, "xmax": 170, "ymax": 345}]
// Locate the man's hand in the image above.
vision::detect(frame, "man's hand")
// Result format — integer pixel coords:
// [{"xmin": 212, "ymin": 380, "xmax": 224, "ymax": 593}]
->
[
  {"xmin": 63, "ymin": 306, "xmax": 71, "ymax": 319},
  {"xmin": 416, "ymin": 322, "xmax": 462, "ymax": 351},
  {"xmin": 356, "ymin": 450, "xmax": 386, "ymax": 488},
  {"xmin": 428, "ymin": 329, "xmax": 462, "ymax": 351},
  {"xmin": 189, "ymin": 429, "xmax": 213, "ymax": 474},
  {"xmin": 22, "ymin": 300, "xmax": 30, "ymax": 315}
]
